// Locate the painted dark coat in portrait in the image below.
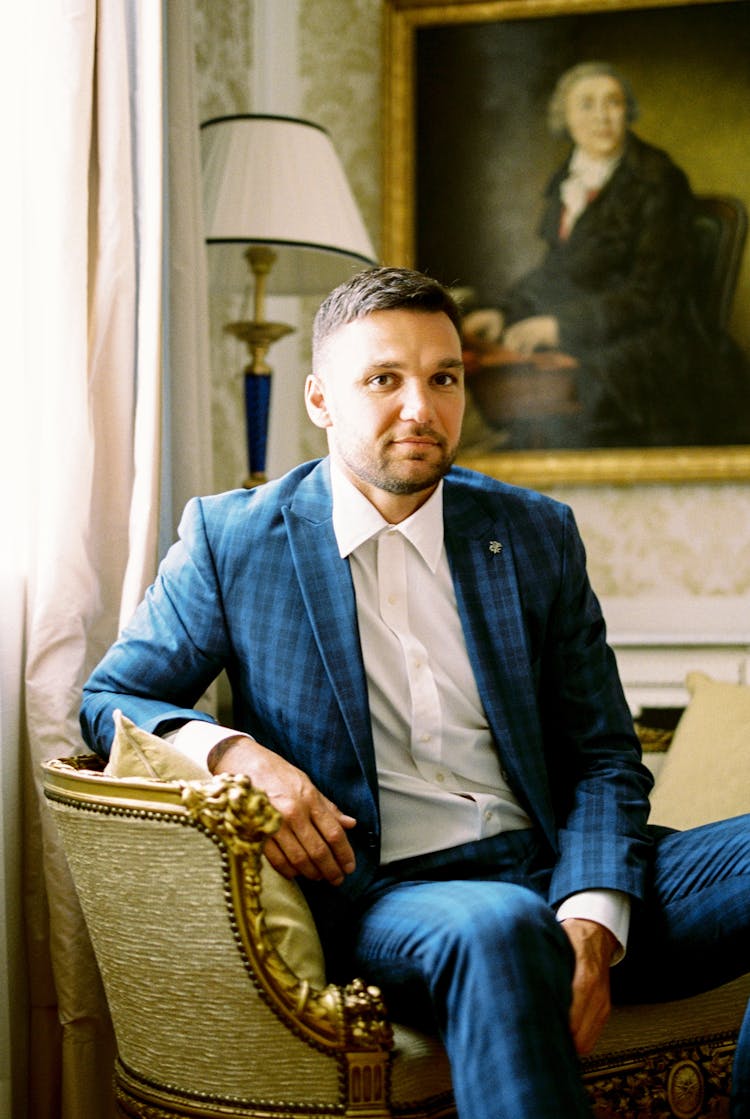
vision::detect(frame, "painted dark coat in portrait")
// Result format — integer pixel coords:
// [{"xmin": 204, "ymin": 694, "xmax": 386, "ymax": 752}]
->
[{"xmin": 495, "ymin": 132, "xmax": 746, "ymax": 448}]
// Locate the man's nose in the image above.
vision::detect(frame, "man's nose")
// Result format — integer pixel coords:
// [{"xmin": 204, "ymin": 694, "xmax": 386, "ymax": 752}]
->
[{"xmin": 399, "ymin": 381, "xmax": 434, "ymax": 423}]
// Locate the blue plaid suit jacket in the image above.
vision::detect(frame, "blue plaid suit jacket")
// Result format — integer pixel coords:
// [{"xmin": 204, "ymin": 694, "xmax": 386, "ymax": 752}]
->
[{"xmin": 81, "ymin": 458, "xmax": 653, "ymax": 923}]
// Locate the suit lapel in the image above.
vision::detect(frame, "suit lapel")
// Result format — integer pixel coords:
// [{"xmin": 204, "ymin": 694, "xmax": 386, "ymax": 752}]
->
[
  {"xmin": 443, "ymin": 483, "xmax": 557, "ymax": 847},
  {"xmin": 283, "ymin": 462, "xmax": 378, "ymax": 795}
]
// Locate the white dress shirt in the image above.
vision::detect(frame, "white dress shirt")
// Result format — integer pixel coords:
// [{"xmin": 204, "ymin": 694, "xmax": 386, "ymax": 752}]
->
[
  {"xmin": 330, "ymin": 465, "xmax": 531, "ymax": 863},
  {"xmin": 559, "ymin": 147, "xmax": 621, "ymax": 238},
  {"xmin": 171, "ymin": 463, "xmax": 629, "ymax": 953}
]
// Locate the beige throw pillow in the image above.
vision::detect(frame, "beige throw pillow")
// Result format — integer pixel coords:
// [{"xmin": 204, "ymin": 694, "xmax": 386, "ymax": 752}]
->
[
  {"xmin": 105, "ymin": 709, "xmax": 210, "ymax": 780},
  {"xmin": 648, "ymin": 672, "xmax": 750, "ymax": 830},
  {"xmin": 106, "ymin": 710, "xmax": 326, "ymax": 988}
]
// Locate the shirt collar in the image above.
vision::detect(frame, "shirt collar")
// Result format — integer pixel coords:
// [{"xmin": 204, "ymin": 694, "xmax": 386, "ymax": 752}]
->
[
  {"xmin": 568, "ymin": 145, "xmax": 622, "ymax": 189},
  {"xmin": 330, "ymin": 459, "xmax": 445, "ymax": 573}
]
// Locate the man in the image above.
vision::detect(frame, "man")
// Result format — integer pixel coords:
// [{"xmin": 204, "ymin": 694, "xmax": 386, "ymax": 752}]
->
[
  {"xmin": 81, "ymin": 267, "xmax": 749, "ymax": 1119},
  {"xmin": 462, "ymin": 62, "xmax": 747, "ymax": 449}
]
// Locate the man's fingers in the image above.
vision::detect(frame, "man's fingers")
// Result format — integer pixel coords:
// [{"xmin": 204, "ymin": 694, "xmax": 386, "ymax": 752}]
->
[
  {"xmin": 313, "ymin": 800, "xmax": 357, "ymax": 871},
  {"xmin": 266, "ymin": 804, "xmax": 357, "ymax": 886},
  {"xmin": 562, "ymin": 918, "xmax": 616, "ymax": 1055},
  {"xmin": 262, "ymin": 835, "xmax": 305, "ymax": 880},
  {"xmin": 210, "ymin": 735, "xmax": 357, "ymax": 885},
  {"xmin": 570, "ymin": 982, "xmax": 611, "ymax": 1055}
]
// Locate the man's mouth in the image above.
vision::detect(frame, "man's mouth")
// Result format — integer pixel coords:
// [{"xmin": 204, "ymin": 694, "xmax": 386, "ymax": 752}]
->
[{"xmin": 391, "ymin": 428, "xmax": 443, "ymax": 448}]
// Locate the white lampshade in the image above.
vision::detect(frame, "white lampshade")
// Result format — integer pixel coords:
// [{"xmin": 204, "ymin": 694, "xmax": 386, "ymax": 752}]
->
[{"xmin": 201, "ymin": 114, "xmax": 377, "ymax": 294}]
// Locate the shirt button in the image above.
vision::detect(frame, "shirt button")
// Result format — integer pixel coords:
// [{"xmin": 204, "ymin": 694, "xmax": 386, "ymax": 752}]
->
[
  {"xmin": 420, "ymin": 733, "xmax": 431, "ymax": 743},
  {"xmin": 484, "ymin": 810, "xmax": 493, "ymax": 822},
  {"xmin": 436, "ymin": 771, "xmax": 446, "ymax": 783},
  {"xmin": 387, "ymin": 594, "xmax": 397, "ymax": 605}
]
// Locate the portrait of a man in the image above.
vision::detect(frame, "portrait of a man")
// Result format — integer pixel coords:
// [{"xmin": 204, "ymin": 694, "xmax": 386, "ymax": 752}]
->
[{"xmin": 415, "ymin": 4, "xmax": 750, "ymax": 453}]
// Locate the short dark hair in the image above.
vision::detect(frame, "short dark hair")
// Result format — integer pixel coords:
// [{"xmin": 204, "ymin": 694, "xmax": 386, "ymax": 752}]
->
[{"xmin": 312, "ymin": 266, "xmax": 462, "ymax": 363}]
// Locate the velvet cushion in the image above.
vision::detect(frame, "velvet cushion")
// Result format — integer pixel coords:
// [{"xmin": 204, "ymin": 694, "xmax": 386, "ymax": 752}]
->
[
  {"xmin": 105, "ymin": 710, "xmax": 326, "ymax": 988},
  {"xmin": 648, "ymin": 672, "xmax": 750, "ymax": 830}
]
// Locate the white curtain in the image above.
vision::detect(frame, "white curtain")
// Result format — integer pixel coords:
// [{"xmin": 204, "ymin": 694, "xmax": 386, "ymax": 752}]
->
[{"xmin": 0, "ymin": 2, "xmax": 212, "ymax": 1115}]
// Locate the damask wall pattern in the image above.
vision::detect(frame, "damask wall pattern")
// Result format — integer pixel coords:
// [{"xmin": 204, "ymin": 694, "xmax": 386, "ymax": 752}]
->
[
  {"xmin": 554, "ymin": 484, "xmax": 750, "ymax": 597},
  {"xmin": 193, "ymin": 0, "xmax": 254, "ymax": 120},
  {"xmin": 192, "ymin": 0, "xmax": 750, "ymax": 601},
  {"xmin": 298, "ymin": 0, "xmax": 383, "ymax": 250}
]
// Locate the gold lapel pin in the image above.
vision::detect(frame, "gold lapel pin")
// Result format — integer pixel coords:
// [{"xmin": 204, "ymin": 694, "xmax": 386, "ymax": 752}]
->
[{"xmin": 489, "ymin": 541, "xmax": 503, "ymax": 554}]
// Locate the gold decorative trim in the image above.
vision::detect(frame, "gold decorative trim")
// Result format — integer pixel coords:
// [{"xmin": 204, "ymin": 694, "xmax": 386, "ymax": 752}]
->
[
  {"xmin": 457, "ymin": 446, "xmax": 750, "ymax": 487},
  {"xmin": 114, "ymin": 1059, "xmax": 347, "ymax": 1119},
  {"xmin": 582, "ymin": 1035, "xmax": 736, "ymax": 1119},
  {"xmin": 667, "ymin": 1058, "xmax": 705, "ymax": 1119},
  {"xmin": 634, "ymin": 724, "xmax": 675, "ymax": 753},
  {"xmin": 43, "ymin": 756, "xmax": 191, "ymax": 814},
  {"xmin": 181, "ymin": 773, "xmax": 281, "ymax": 857}
]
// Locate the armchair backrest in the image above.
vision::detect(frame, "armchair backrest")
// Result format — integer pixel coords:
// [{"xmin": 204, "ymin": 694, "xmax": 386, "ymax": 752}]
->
[{"xmin": 692, "ymin": 193, "xmax": 748, "ymax": 332}]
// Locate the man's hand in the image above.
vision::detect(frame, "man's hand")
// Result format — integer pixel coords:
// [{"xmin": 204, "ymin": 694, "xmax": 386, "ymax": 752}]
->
[
  {"xmin": 209, "ymin": 735, "xmax": 357, "ymax": 887},
  {"xmin": 560, "ymin": 918, "xmax": 618, "ymax": 1056},
  {"xmin": 462, "ymin": 308, "xmax": 505, "ymax": 346}
]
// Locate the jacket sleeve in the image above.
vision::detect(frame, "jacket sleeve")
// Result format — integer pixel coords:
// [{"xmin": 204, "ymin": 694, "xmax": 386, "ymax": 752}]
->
[
  {"xmin": 80, "ymin": 497, "xmax": 228, "ymax": 758},
  {"xmin": 542, "ymin": 505, "xmax": 655, "ymax": 906}
]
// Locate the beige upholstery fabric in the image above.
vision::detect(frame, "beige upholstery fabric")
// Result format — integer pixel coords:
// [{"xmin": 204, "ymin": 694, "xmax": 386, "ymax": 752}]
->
[
  {"xmin": 592, "ymin": 973, "xmax": 750, "ymax": 1057},
  {"xmin": 50, "ymin": 796, "xmax": 342, "ymax": 1106},
  {"xmin": 649, "ymin": 672, "xmax": 750, "ymax": 829},
  {"xmin": 105, "ymin": 711, "xmax": 326, "ymax": 988},
  {"xmin": 390, "ymin": 1023, "xmax": 454, "ymax": 1109}
]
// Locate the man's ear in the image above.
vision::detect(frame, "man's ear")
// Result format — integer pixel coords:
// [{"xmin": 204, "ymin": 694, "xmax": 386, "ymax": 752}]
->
[{"xmin": 304, "ymin": 373, "xmax": 332, "ymax": 429}]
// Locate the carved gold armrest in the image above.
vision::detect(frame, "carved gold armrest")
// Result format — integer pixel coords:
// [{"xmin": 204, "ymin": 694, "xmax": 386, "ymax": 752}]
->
[{"xmin": 181, "ymin": 775, "xmax": 393, "ymax": 1055}]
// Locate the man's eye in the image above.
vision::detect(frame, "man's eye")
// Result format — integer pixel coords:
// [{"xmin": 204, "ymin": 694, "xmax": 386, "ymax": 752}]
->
[
  {"xmin": 434, "ymin": 373, "xmax": 458, "ymax": 386},
  {"xmin": 369, "ymin": 374, "xmax": 394, "ymax": 387}
]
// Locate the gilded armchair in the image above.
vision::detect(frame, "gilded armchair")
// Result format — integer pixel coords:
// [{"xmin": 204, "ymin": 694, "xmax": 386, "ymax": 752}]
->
[
  {"xmin": 42, "ymin": 757, "xmax": 454, "ymax": 1119},
  {"xmin": 43, "ymin": 679, "xmax": 750, "ymax": 1119}
]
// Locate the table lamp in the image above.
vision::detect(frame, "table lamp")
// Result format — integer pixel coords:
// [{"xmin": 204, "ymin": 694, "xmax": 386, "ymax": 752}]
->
[{"xmin": 201, "ymin": 113, "xmax": 377, "ymax": 485}]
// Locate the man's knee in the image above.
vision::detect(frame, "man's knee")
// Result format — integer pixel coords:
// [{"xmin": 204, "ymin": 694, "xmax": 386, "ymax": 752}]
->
[{"xmin": 423, "ymin": 884, "xmax": 569, "ymax": 979}]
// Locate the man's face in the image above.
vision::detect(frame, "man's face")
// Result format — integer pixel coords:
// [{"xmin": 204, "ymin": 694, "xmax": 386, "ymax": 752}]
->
[
  {"xmin": 306, "ymin": 309, "xmax": 465, "ymax": 520},
  {"xmin": 565, "ymin": 74, "xmax": 628, "ymax": 160}
]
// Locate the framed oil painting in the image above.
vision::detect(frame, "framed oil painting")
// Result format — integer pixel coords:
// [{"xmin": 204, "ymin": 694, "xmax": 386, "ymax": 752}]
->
[{"xmin": 383, "ymin": 0, "xmax": 750, "ymax": 485}]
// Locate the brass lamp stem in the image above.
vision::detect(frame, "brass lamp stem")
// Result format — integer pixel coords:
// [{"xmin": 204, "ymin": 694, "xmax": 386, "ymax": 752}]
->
[
  {"xmin": 223, "ymin": 244, "xmax": 296, "ymax": 487},
  {"xmin": 224, "ymin": 245, "xmax": 295, "ymax": 376},
  {"xmin": 248, "ymin": 244, "xmax": 275, "ymax": 326}
]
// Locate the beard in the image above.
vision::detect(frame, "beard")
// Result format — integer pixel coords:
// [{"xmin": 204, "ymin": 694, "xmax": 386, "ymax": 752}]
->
[{"xmin": 337, "ymin": 428, "xmax": 458, "ymax": 496}]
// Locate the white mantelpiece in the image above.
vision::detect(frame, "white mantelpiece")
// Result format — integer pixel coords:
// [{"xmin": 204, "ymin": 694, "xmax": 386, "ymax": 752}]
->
[{"xmin": 602, "ymin": 596, "xmax": 750, "ymax": 712}]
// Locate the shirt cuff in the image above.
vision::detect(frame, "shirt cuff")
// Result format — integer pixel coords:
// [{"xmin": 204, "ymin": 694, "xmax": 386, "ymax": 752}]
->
[
  {"xmin": 163, "ymin": 719, "xmax": 241, "ymax": 769},
  {"xmin": 555, "ymin": 889, "xmax": 630, "ymax": 964}
]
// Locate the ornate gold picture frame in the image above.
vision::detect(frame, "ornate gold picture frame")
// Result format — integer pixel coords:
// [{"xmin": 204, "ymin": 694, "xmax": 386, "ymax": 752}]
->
[{"xmin": 383, "ymin": 0, "xmax": 750, "ymax": 486}]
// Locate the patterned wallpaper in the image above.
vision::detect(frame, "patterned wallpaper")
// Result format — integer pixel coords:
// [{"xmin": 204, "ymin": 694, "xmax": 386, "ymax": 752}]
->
[
  {"xmin": 193, "ymin": 0, "xmax": 254, "ymax": 120},
  {"xmin": 298, "ymin": 0, "xmax": 382, "ymax": 250},
  {"xmin": 192, "ymin": 0, "xmax": 750, "ymax": 604},
  {"xmin": 552, "ymin": 483, "xmax": 750, "ymax": 599}
]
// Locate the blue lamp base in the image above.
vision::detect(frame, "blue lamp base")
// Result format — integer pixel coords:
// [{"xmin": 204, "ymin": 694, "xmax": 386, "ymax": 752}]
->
[{"xmin": 244, "ymin": 371, "xmax": 272, "ymax": 487}]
